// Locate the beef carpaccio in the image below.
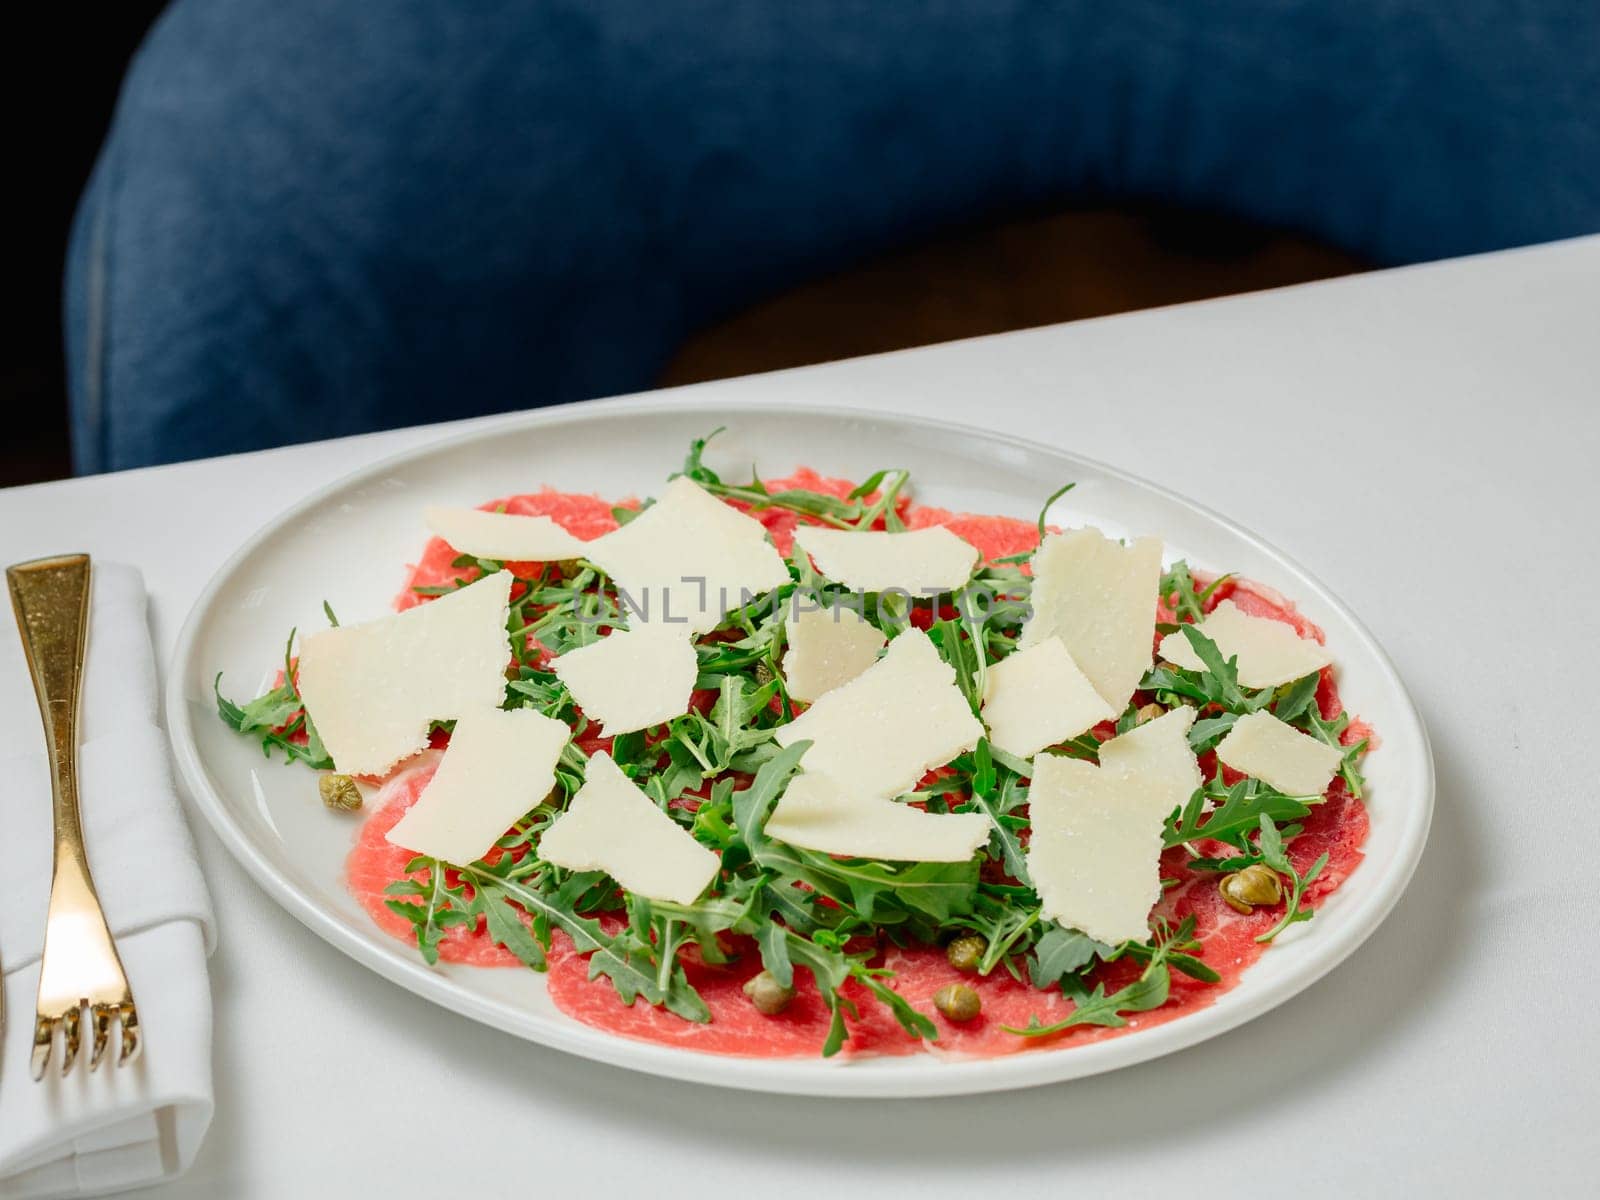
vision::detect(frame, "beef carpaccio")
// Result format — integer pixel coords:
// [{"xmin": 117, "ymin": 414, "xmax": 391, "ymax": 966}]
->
[{"xmin": 219, "ymin": 440, "xmax": 1372, "ymax": 1060}]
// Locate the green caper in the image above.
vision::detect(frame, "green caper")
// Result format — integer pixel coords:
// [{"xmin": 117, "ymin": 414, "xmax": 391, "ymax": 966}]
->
[
  {"xmin": 933, "ymin": 983, "xmax": 982, "ymax": 1023},
  {"xmin": 319, "ymin": 773, "xmax": 363, "ymax": 812},
  {"xmin": 1219, "ymin": 864, "xmax": 1284, "ymax": 914},
  {"xmin": 743, "ymin": 970, "xmax": 794, "ymax": 1015},
  {"xmin": 945, "ymin": 934, "xmax": 988, "ymax": 973}
]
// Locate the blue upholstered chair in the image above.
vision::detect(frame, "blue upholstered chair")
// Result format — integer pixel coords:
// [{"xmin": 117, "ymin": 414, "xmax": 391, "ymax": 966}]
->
[{"xmin": 66, "ymin": 1, "xmax": 1600, "ymax": 472}]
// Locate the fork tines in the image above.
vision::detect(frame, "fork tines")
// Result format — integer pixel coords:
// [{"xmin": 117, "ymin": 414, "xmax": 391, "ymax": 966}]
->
[{"xmin": 32, "ymin": 999, "xmax": 141, "ymax": 1079}]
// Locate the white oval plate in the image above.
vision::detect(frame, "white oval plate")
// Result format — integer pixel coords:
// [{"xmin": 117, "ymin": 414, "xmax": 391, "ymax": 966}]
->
[{"xmin": 167, "ymin": 400, "xmax": 1433, "ymax": 1097}]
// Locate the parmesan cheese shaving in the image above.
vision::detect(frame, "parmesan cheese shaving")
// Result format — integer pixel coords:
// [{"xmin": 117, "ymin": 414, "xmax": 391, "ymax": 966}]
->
[
  {"xmin": 775, "ymin": 628, "xmax": 984, "ymax": 799},
  {"xmin": 764, "ymin": 773, "xmax": 991, "ymax": 862},
  {"xmin": 793, "ymin": 525, "xmax": 979, "ymax": 595},
  {"xmin": 423, "ymin": 506, "xmax": 589, "ymax": 562},
  {"xmin": 551, "ymin": 627, "xmax": 698, "ymax": 735},
  {"xmin": 1026, "ymin": 707, "xmax": 1200, "ymax": 945},
  {"xmin": 1020, "ymin": 527, "xmax": 1163, "ymax": 710},
  {"xmin": 1157, "ymin": 599, "xmax": 1332, "ymax": 689},
  {"xmin": 584, "ymin": 476, "xmax": 789, "ymax": 634},
  {"xmin": 385, "ymin": 707, "xmax": 569, "ymax": 865},
  {"xmin": 781, "ymin": 603, "xmax": 887, "ymax": 702},
  {"xmin": 538, "ymin": 752, "xmax": 720, "ymax": 904},
  {"xmin": 295, "ymin": 571, "xmax": 513, "ymax": 775},
  {"xmin": 980, "ymin": 636, "xmax": 1117, "ymax": 759},
  {"xmin": 1216, "ymin": 710, "xmax": 1344, "ymax": 796}
]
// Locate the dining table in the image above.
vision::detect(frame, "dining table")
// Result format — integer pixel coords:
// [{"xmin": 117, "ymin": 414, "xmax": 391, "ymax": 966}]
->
[{"xmin": 1, "ymin": 233, "xmax": 1595, "ymax": 1197}]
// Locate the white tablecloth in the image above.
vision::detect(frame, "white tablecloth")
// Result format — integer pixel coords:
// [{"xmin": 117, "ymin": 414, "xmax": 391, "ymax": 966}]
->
[{"xmin": 2, "ymin": 236, "xmax": 1595, "ymax": 1197}]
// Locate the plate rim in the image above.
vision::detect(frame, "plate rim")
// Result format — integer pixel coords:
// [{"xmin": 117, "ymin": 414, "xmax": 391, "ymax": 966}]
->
[{"xmin": 165, "ymin": 395, "xmax": 1435, "ymax": 1097}]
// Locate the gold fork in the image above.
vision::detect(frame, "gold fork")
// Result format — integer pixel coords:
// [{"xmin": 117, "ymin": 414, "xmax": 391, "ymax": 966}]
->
[{"xmin": 7, "ymin": 555, "xmax": 140, "ymax": 1077}]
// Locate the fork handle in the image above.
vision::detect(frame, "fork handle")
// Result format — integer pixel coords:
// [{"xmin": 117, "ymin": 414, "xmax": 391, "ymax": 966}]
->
[{"xmin": 7, "ymin": 555, "xmax": 94, "ymax": 868}]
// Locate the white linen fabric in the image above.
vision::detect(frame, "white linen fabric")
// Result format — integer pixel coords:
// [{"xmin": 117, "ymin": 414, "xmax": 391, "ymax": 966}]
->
[{"xmin": 0, "ymin": 562, "xmax": 215, "ymax": 1198}]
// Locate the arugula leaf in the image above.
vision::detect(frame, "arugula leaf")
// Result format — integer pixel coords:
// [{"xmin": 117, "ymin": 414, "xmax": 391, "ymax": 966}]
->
[
  {"xmin": 477, "ymin": 881, "xmax": 548, "ymax": 970},
  {"xmin": 753, "ymin": 914, "xmax": 795, "ymax": 990},
  {"xmin": 1141, "ymin": 630, "xmax": 1279, "ymax": 721},
  {"xmin": 1114, "ymin": 917, "xmax": 1221, "ymax": 983},
  {"xmin": 212, "ymin": 627, "xmax": 333, "ymax": 769},
  {"xmin": 225, "ymin": 682, "xmax": 300, "ymax": 732},
  {"xmin": 1176, "ymin": 625, "xmax": 1252, "ymax": 710},
  {"xmin": 754, "ymin": 844, "xmax": 979, "ymax": 925},
  {"xmin": 1186, "ymin": 711, "xmax": 1240, "ymax": 753},
  {"xmin": 782, "ymin": 933, "xmax": 857, "ymax": 1056},
  {"xmin": 679, "ymin": 426, "xmax": 727, "ymax": 486},
  {"xmin": 783, "ymin": 929, "xmax": 935, "ymax": 1056},
  {"xmin": 1252, "ymin": 815, "xmax": 1331, "ymax": 943},
  {"xmin": 1164, "ymin": 776, "xmax": 1316, "ymax": 850},
  {"xmin": 677, "ymin": 427, "xmax": 911, "ymax": 531},
  {"xmin": 1159, "ymin": 561, "xmax": 1228, "ymax": 625},
  {"xmin": 986, "ymin": 742, "xmax": 1035, "ymax": 778},
  {"xmin": 928, "ymin": 618, "xmax": 985, "ymax": 712},
  {"xmin": 1035, "ymin": 481, "xmax": 1076, "ymax": 543},
  {"xmin": 383, "ymin": 857, "xmax": 473, "ymax": 967},
  {"xmin": 1005, "ymin": 968, "xmax": 1168, "ymax": 1037},
  {"xmin": 732, "ymin": 740, "xmax": 809, "ymax": 854},
  {"xmin": 955, "ymin": 743, "xmax": 1031, "ymax": 885},
  {"xmin": 848, "ymin": 468, "xmax": 911, "ymax": 531},
  {"xmin": 856, "ymin": 970, "xmax": 938, "ymax": 1043},
  {"xmin": 948, "ymin": 886, "xmax": 1042, "ymax": 976},
  {"xmin": 1004, "ymin": 918, "xmax": 1199, "ymax": 1037},
  {"xmin": 1301, "ymin": 708, "xmax": 1370, "ymax": 798},
  {"xmin": 469, "ymin": 865, "xmax": 711, "ymax": 1022},
  {"xmin": 1028, "ymin": 924, "xmax": 1107, "ymax": 990},
  {"xmin": 1272, "ymin": 672, "xmax": 1322, "ymax": 723}
]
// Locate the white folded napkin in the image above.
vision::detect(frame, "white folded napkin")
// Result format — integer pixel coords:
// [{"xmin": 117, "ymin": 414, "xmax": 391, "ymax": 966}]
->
[{"xmin": 0, "ymin": 562, "xmax": 215, "ymax": 1199}]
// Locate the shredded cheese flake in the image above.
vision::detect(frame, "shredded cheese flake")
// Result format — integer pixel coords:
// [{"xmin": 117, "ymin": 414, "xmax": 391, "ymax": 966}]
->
[
  {"xmin": 385, "ymin": 707, "xmax": 569, "ymax": 864},
  {"xmin": 793, "ymin": 525, "xmax": 979, "ymax": 595},
  {"xmin": 296, "ymin": 571, "xmax": 513, "ymax": 775},
  {"xmin": 423, "ymin": 506, "xmax": 590, "ymax": 562},
  {"xmin": 1027, "ymin": 708, "xmax": 1200, "ymax": 945},
  {"xmin": 585, "ymin": 477, "xmax": 789, "ymax": 635},
  {"xmin": 781, "ymin": 603, "xmax": 887, "ymax": 702},
  {"xmin": 538, "ymin": 752, "xmax": 720, "ymax": 904},
  {"xmin": 775, "ymin": 628, "xmax": 984, "ymax": 799},
  {"xmin": 980, "ymin": 636, "xmax": 1117, "ymax": 759},
  {"xmin": 1158, "ymin": 599, "xmax": 1331, "ymax": 689},
  {"xmin": 1216, "ymin": 710, "xmax": 1344, "ymax": 796},
  {"xmin": 551, "ymin": 627, "xmax": 698, "ymax": 736},
  {"xmin": 764, "ymin": 773, "xmax": 991, "ymax": 862},
  {"xmin": 1021, "ymin": 527, "xmax": 1163, "ymax": 710}
]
